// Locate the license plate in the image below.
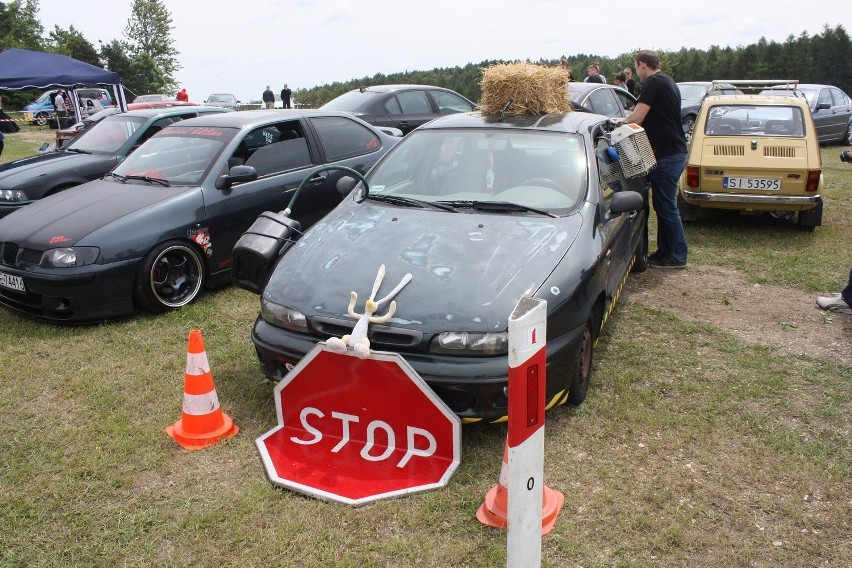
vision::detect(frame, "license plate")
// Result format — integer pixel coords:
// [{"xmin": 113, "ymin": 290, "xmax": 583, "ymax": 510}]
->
[
  {"xmin": 0, "ymin": 271, "xmax": 25, "ymax": 293},
  {"xmin": 723, "ymin": 177, "xmax": 781, "ymax": 190}
]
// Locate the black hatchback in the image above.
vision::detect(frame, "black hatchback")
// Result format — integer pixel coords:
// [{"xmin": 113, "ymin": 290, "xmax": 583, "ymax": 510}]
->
[{"xmin": 320, "ymin": 84, "xmax": 477, "ymax": 135}]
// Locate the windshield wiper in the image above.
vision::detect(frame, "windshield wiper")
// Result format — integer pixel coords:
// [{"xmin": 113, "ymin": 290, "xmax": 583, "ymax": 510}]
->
[
  {"xmin": 103, "ymin": 172, "xmax": 128, "ymax": 183},
  {"xmin": 64, "ymin": 148, "xmax": 91, "ymax": 154},
  {"xmin": 366, "ymin": 193, "xmax": 456, "ymax": 212},
  {"xmin": 124, "ymin": 174, "xmax": 171, "ymax": 187},
  {"xmin": 436, "ymin": 200, "xmax": 557, "ymax": 218}
]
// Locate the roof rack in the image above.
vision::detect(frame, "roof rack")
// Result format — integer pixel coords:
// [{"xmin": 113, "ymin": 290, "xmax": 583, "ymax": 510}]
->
[{"xmin": 712, "ymin": 79, "xmax": 799, "ymax": 92}]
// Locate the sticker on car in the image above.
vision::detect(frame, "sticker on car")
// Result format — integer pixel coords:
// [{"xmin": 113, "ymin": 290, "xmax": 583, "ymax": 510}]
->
[{"xmin": 723, "ymin": 177, "xmax": 781, "ymax": 190}]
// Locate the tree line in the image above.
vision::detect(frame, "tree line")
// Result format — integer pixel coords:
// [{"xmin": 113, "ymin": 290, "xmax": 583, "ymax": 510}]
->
[
  {"xmin": 0, "ymin": 0, "xmax": 177, "ymax": 108},
  {"xmin": 293, "ymin": 24, "xmax": 851, "ymax": 108}
]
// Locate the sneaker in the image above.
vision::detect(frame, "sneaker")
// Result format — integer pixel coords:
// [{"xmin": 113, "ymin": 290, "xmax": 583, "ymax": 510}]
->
[
  {"xmin": 648, "ymin": 250, "xmax": 664, "ymax": 263},
  {"xmin": 649, "ymin": 256, "xmax": 687, "ymax": 270},
  {"xmin": 816, "ymin": 295, "xmax": 852, "ymax": 314}
]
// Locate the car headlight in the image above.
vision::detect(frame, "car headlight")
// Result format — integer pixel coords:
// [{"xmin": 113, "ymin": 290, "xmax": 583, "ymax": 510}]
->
[
  {"xmin": 430, "ymin": 331, "xmax": 509, "ymax": 356},
  {"xmin": 261, "ymin": 297, "xmax": 309, "ymax": 333},
  {"xmin": 40, "ymin": 247, "xmax": 100, "ymax": 268},
  {"xmin": 0, "ymin": 189, "xmax": 27, "ymax": 202}
]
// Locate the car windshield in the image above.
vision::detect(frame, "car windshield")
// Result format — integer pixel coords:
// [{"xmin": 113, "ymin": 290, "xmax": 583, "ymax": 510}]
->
[
  {"xmin": 65, "ymin": 114, "xmax": 147, "ymax": 153},
  {"xmin": 112, "ymin": 125, "xmax": 239, "ymax": 185},
  {"xmin": 704, "ymin": 104, "xmax": 806, "ymax": 136},
  {"xmin": 320, "ymin": 90, "xmax": 374, "ymax": 112},
  {"xmin": 364, "ymin": 128, "xmax": 587, "ymax": 214}
]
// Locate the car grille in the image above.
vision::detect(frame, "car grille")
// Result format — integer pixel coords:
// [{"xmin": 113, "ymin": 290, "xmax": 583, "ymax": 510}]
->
[
  {"xmin": 764, "ymin": 146, "xmax": 797, "ymax": 158},
  {"xmin": 1, "ymin": 242, "xmax": 42, "ymax": 267},
  {"xmin": 712, "ymin": 145, "xmax": 745, "ymax": 156},
  {"xmin": 309, "ymin": 315, "xmax": 424, "ymax": 350}
]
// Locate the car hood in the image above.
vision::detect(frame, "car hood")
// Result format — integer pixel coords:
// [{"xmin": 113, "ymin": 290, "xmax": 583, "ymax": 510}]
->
[
  {"xmin": 264, "ymin": 202, "xmax": 583, "ymax": 332},
  {"xmin": 0, "ymin": 152, "xmax": 111, "ymax": 188},
  {"xmin": 0, "ymin": 179, "xmax": 190, "ymax": 248}
]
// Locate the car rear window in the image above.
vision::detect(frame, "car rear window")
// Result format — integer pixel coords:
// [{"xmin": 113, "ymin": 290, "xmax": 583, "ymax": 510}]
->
[{"xmin": 704, "ymin": 105, "xmax": 805, "ymax": 137}]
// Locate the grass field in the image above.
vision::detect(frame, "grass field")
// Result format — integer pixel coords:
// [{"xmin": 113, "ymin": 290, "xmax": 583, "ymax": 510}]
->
[{"xmin": 0, "ymin": 126, "xmax": 850, "ymax": 567}]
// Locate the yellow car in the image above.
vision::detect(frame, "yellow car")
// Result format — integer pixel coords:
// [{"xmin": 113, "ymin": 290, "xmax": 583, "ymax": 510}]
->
[{"xmin": 678, "ymin": 81, "xmax": 823, "ymax": 230}]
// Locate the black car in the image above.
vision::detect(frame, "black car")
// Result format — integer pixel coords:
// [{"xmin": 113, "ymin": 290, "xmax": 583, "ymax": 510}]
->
[
  {"xmin": 677, "ymin": 81, "xmax": 742, "ymax": 138},
  {"xmin": 568, "ymin": 82, "xmax": 637, "ymax": 118},
  {"xmin": 0, "ymin": 110, "xmax": 400, "ymax": 323},
  {"xmin": 320, "ymin": 84, "xmax": 477, "ymax": 135},
  {"xmin": 0, "ymin": 106, "xmax": 230, "ymax": 218},
  {"xmin": 246, "ymin": 110, "xmax": 651, "ymax": 422}
]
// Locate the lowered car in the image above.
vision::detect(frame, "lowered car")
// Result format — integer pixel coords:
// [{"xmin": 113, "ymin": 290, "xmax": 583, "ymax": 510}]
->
[
  {"xmin": 320, "ymin": 84, "xmax": 476, "ymax": 135},
  {"xmin": 678, "ymin": 87, "xmax": 823, "ymax": 230},
  {"xmin": 0, "ymin": 106, "xmax": 230, "ymax": 217},
  {"xmin": 568, "ymin": 82, "xmax": 637, "ymax": 118},
  {"xmin": 0, "ymin": 110, "xmax": 400, "ymax": 323},
  {"xmin": 245, "ymin": 110, "xmax": 651, "ymax": 422},
  {"xmin": 677, "ymin": 81, "xmax": 743, "ymax": 138}
]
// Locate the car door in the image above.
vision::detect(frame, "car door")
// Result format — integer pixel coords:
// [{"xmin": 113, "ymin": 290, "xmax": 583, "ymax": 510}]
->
[
  {"xmin": 828, "ymin": 88, "xmax": 852, "ymax": 143},
  {"xmin": 811, "ymin": 87, "xmax": 843, "ymax": 142},
  {"xmin": 383, "ymin": 90, "xmax": 436, "ymax": 134}
]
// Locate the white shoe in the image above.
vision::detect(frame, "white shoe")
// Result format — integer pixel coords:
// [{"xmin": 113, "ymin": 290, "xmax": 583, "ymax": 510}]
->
[{"xmin": 816, "ymin": 295, "xmax": 852, "ymax": 314}]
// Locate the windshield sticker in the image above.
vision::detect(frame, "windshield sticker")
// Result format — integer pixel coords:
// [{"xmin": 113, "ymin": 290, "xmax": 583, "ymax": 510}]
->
[
  {"xmin": 189, "ymin": 227, "xmax": 213, "ymax": 258},
  {"xmin": 124, "ymin": 168, "xmax": 165, "ymax": 179},
  {"xmin": 370, "ymin": 185, "xmax": 386, "ymax": 193},
  {"xmin": 162, "ymin": 126, "xmax": 227, "ymax": 138}
]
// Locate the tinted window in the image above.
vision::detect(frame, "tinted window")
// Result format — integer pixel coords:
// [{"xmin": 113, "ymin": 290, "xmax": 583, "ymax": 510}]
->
[
  {"xmin": 309, "ymin": 116, "xmax": 381, "ymax": 161},
  {"xmin": 830, "ymin": 88, "xmax": 849, "ymax": 106},
  {"xmin": 238, "ymin": 122, "xmax": 313, "ymax": 177},
  {"xmin": 393, "ymin": 91, "xmax": 432, "ymax": 114},
  {"xmin": 431, "ymin": 90, "xmax": 474, "ymax": 114},
  {"xmin": 586, "ymin": 89, "xmax": 619, "ymax": 117},
  {"xmin": 817, "ymin": 89, "xmax": 832, "ymax": 107}
]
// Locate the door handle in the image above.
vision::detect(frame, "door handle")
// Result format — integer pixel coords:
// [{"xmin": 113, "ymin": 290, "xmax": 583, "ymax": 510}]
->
[{"xmin": 307, "ymin": 172, "xmax": 328, "ymax": 183}]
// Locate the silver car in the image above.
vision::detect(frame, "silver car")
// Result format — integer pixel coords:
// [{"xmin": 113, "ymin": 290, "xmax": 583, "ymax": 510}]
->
[{"xmin": 760, "ymin": 83, "xmax": 852, "ymax": 144}]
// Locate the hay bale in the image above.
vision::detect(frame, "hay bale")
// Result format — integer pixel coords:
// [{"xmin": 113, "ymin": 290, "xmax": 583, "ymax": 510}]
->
[{"xmin": 479, "ymin": 62, "xmax": 571, "ymax": 116}]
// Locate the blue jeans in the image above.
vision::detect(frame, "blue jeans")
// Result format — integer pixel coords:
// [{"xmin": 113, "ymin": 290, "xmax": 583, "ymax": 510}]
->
[
  {"xmin": 842, "ymin": 266, "xmax": 852, "ymax": 306},
  {"xmin": 649, "ymin": 153, "xmax": 688, "ymax": 264}
]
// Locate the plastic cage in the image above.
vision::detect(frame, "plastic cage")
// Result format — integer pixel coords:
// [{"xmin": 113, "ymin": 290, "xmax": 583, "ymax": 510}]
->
[{"xmin": 610, "ymin": 124, "xmax": 656, "ymax": 178}]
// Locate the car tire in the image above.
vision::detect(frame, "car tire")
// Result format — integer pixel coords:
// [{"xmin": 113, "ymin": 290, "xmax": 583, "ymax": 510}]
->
[
  {"xmin": 632, "ymin": 213, "xmax": 649, "ymax": 273},
  {"xmin": 682, "ymin": 115, "xmax": 696, "ymax": 140},
  {"xmin": 567, "ymin": 320, "xmax": 594, "ymax": 406},
  {"xmin": 677, "ymin": 193, "xmax": 698, "ymax": 222},
  {"xmin": 134, "ymin": 240, "xmax": 206, "ymax": 314},
  {"xmin": 35, "ymin": 112, "xmax": 49, "ymax": 127},
  {"xmin": 845, "ymin": 121, "xmax": 852, "ymax": 145}
]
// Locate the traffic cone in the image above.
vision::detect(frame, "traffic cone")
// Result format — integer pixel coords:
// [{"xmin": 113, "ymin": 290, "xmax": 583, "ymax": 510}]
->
[
  {"xmin": 476, "ymin": 440, "xmax": 564, "ymax": 534},
  {"xmin": 165, "ymin": 329, "xmax": 239, "ymax": 450}
]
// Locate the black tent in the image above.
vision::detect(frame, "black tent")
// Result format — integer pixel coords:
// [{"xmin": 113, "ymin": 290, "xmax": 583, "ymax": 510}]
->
[{"xmin": 0, "ymin": 48, "xmax": 128, "ymax": 123}]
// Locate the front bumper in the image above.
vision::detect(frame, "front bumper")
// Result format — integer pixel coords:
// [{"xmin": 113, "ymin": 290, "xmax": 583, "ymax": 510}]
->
[
  {"xmin": 251, "ymin": 316, "xmax": 583, "ymax": 423},
  {"xmin": 0, "ymin": 258, "xmax": 139, "ymax": 323}
]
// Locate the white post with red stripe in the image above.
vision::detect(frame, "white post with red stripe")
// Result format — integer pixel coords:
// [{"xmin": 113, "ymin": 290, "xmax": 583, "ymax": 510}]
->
[{"xmin": 507, "ymin": 296, "xmax": 548, "ymax": 568}]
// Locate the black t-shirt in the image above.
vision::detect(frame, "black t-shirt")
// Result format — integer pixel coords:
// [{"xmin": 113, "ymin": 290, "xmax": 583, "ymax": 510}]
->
[
  {"xmin": 586, "ymin": 75, "xmax": 605, "ymax": 84},
  {"xmin": 636, "ymin": 72, "xmax": 687, "ymax": 157}
]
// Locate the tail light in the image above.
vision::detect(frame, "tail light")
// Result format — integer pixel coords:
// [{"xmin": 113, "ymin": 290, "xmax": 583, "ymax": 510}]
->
[
  {"xmin": 686, "ymin": 165, "xmax": 699, "ymax": 188},
  {"xmin": 806, "ymin": 170, "xmax": 820, "ymax": 192}
]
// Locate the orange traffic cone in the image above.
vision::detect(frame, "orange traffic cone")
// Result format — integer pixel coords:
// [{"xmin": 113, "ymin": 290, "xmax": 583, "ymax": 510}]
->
[
  {"xmin": 476, "ymin": 440, "xmax": 564, "ymax": 534},
  {"xmin": 165, "ymin": 329, "xmax": 239, "ymax": 450}
]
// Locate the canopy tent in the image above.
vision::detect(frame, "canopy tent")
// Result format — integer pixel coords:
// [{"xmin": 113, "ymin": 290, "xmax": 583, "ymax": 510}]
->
[{"xmin": 0, "ymin": 48, "xmax": 128, "ymax": 122}]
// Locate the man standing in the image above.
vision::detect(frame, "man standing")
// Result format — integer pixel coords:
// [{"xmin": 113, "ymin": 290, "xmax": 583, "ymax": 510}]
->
[
  {"xmin": 584, "ymin": 63, "xmax": 605, "ymax": 84},
  {"xmin": 54, "ymin": 89, "xmax": 68, "ymax": 120},
  {"xmin": 176, "ymin": 88, "xmax": 189, "ymax": 102},
  {"xmin": 280, "ymin": 84, "xmax": 292, "ymax": 109},
  {"xmin": 262, "ymin": 86, "xmax": 275, "ymax": 109},
  {"xmin": 625, "ymin": 50, "xmax": 688, "ymax": 269}
]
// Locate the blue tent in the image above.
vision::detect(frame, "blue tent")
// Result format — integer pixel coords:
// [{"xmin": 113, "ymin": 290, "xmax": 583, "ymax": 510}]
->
[{"xmin": 0, "ymin": 48, "xmax": 128, "ymax": 112}]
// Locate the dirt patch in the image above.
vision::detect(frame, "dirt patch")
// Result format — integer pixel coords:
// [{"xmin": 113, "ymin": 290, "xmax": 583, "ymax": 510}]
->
[{"xmin": 624, "ymin": 265, "xmax": 852, "ymax": 365}]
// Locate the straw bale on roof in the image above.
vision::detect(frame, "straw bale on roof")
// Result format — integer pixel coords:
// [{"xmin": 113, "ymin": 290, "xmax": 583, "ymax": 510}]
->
[{"xmin": 479, "ymin": 62, "xmax": 571, "ymax": 116}]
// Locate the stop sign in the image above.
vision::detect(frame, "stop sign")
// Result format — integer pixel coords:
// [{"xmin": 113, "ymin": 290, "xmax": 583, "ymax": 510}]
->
[{"xmin": 256, "ymin": 343, "xmax": 462, "ymax": 505}]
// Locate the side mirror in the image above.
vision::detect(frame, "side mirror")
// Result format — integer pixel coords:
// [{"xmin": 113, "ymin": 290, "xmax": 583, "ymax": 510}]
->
[
  {"xmin": 604, "ymin": 190, "xmax": 644, "ymax": 222},
  {"xmin": 336, "ymin": 176, "xmax": 359, "ymax": 196},
  {"xmin": 816, "ymin": 102, "xmax": 831, "ymax": 111},
  {"xmin": 220, "ymin": 165, "xmax": 257, "ymax": 189}
]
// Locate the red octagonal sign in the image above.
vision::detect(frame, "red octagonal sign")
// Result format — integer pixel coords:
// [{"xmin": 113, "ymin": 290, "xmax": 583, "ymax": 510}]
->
[{"xmin": 256, "ymin": 343, "xmax": 462, "ymax": 505}]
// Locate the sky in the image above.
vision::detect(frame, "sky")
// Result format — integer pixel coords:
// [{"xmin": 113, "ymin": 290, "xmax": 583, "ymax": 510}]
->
[{"xmin": 33, "ymin": 0, "xmax": 843, "ymax": 105}]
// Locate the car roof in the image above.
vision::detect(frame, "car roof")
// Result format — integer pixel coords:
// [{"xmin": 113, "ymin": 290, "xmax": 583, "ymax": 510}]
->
[
  {"xmin": 416, "ymin": 110, "xmax": 604, "ymax": 134},
  {"xmin": 348, "ymin": 84, "xmax": 457, "ymax": 94},
  {"xmin": 169, "ymin": 109, "xmax": 385, "ymax": 129},
  {"xmin": 116, "ymin": 105, "xmax": 229, "ymax": 118}
]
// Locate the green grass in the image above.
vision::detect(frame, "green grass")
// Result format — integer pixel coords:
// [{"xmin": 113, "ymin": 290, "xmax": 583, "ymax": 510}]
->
[{"xmin": 0, "ymin": 132, "xmax": 850, "ymax": 567}]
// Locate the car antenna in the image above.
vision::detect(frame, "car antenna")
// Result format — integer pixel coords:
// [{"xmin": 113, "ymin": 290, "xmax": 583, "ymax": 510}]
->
[{"xmin": 498, "ymin": 99, "xmax": 513, "ymax": 120}]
